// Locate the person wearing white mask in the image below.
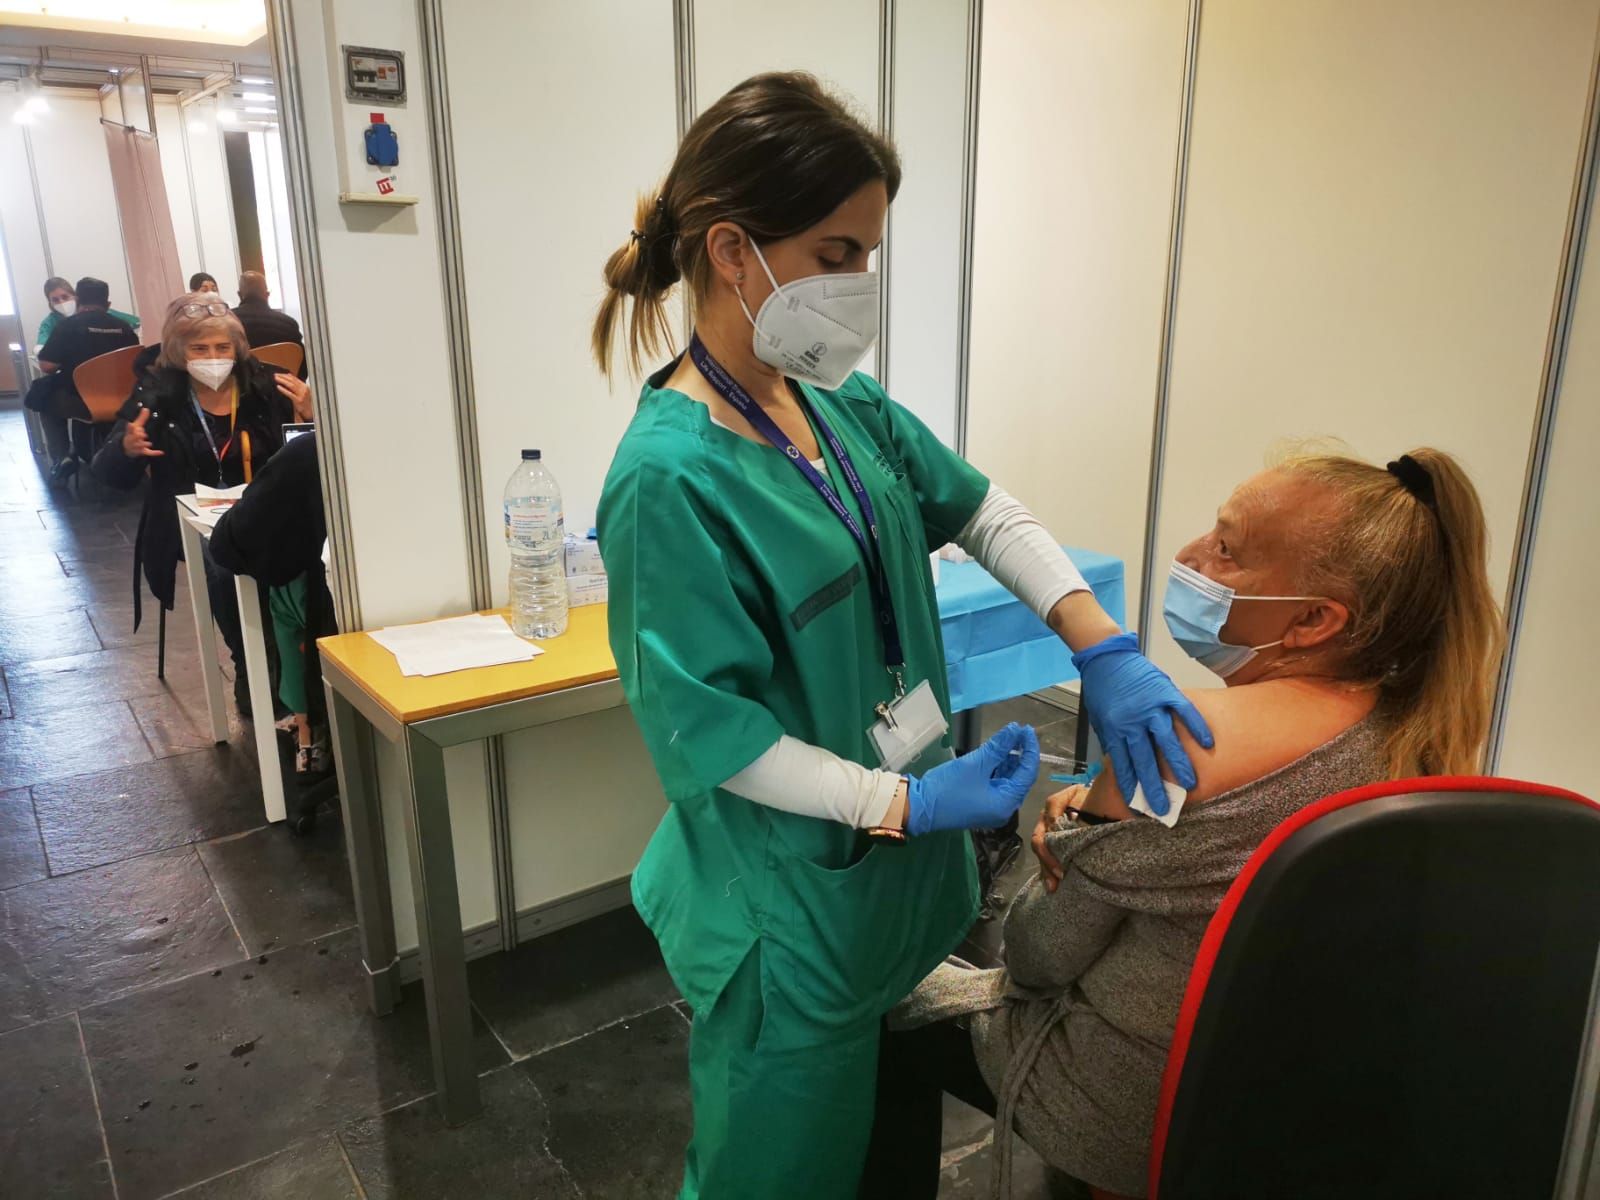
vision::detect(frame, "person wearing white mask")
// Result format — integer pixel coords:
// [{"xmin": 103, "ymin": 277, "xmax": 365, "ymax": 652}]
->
[
  {"xmin": 34, "ymin": 275, "xmax": 141, "ymax": 352},
  {"xmin": 92, "ymin": 292, "xmax": 311, "ymax": 719},
  {"xmin": 591, "ymin": 73, "xmax": 1211, "ymax": 1198}
]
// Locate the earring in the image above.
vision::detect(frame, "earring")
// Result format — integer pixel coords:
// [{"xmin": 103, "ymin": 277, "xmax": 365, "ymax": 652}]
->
[{"xmin": 735, "ymin": 271, "xmax": 745, "ymax": 283}]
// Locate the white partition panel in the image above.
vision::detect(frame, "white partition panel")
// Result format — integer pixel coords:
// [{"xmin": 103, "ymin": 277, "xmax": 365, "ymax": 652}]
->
[
  {"xmin": 693, "ymin": 0, "xmax": 880, "ymax": 124},
  {"xmin": 19, "ymin": 89, "xmax": 135, "ymax": 318},
  {"xmin": 438, "ymin": 1, "xmax": 679, "ymax": 918},
  {"xmin": 0, "ymin": 92, "xmax": 52, "ymax": 349},
  {"xmin": 1498, "ymin": 183, "xmax": 1600, "ymax": 796},
  {"xmin": 442, "ymin": 0, "xmax": 679, "ymax": 586},
  {"xmin": 885, "ymin": 0, "xmax": 970, "ymax": 445},
  {"xmin": 966, "ymin": 0, "xmax": 1190, "ymax": 625},
  {"xmin": 286, "ymin": 0, "xmax": 487, "ymax": 948},
  {"xmin": 154, "ymin": 98, "xmax": 203, "ymax": 282},
  {"xmin": 1148, "ymin": 0, "xmax": 1600, "ymax": 686},
  {"xmin": 181, "ymin": 97, "xmax": 242, "ymax": 283}
]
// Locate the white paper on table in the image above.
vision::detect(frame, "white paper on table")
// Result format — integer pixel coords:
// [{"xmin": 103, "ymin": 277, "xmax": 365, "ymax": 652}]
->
[
  {"xmin": 369, "ymin": 613, "xmax": 545, "ymax": 677},
  {"xmin": 195, "ymin": 483, "xmax": 247, "ymax": 505},
  {"xmin": 1129, "ymin": 779, "xmax": 1189, "ymax": 829}
]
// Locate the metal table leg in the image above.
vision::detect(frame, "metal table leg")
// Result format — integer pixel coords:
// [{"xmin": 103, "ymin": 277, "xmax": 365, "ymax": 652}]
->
[
  {"xmin": 402, "ymin": 725, "xmax": 481, "ymax": 1125},
  {"xmin": 236, "ymin": 573, "xmax": 287, "ymax": 824},
  {"xmin": 324, "ymin": 679, "xmax": 400, "ymax": 1015},
  {"xmin": 177, "ymin": 513, "xmax": 230, "ymax": 744}
]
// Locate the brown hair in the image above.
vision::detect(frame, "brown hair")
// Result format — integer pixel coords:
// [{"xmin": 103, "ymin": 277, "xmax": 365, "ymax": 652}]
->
[
  {"xmin": 1276, "ymin": 446, "xmax": 1505, "ymax": 776},
  {"xmin": 156, "ymin": 291, "xmax": 250, "ymax": 370},
  {"xmin": 591, "ymin": 71, "xmax": 901, "ymax": 379}
]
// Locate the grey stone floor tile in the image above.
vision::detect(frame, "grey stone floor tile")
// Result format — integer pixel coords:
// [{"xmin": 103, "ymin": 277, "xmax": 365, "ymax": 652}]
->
[
  {"xmin": 159, "ymin": 1134, "xmax": 358, "ymax": 1200},
  {"xmin": 0, "ymin": 607, "xmax": 101, "ymax": 666},
  {"xmin": 80, "ymin": 927, "xmax": 507, "ymax": 1200},
  {"xmin": 517, "ymin": 1005, "xmax": 691, "ymax": 1199},
  {"xmin": 0, "ymin": 846, "xmax": 245, "ymax": 1033},
  {"xmin": 0, "ymin": 1014, "xmax": 115, "ymax": 1198},
  {"xmin": 936, "ymin": 1136, "xmax": 1082, "ymax": 1198},
  {"xmin": 134, "ymin": 689, "xmax": 252, "ymax": 761},
  {"xmin": 340, "ymin": 1065, "xmax": 579, "ymax": 1200},
  {"xmin": 0, "ymin": 700, "xmax": 154, "ymax": 791},
  {"xmin": 467, "ymin": 904, "xmax": 678, "ymax": 1059},
  {"xmin": 197, "ymin": 818, "xmax": 354, "ymax": 957},
  {"xmin": 0, "ymin": 786, "xmax": 48, "ymax": 891},
  {"xmin": 0, "ymin": 508, "xmax": 45, "ymax": 535},
  {"xmin": 32, "ymin": 749, "xmax": 265, "ymax": 875},
  {"xmin": 88, "ymin": 598, "xmax": 194, "ymax": 650},
  {"xmin": 4, "ymin": 643, "xmax": 211, "ymax": 717}
]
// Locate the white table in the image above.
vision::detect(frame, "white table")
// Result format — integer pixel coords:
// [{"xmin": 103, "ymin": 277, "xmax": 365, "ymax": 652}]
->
[{"xmin": 175, "ymin": 494, "xmax": 287, "ymax": 824}]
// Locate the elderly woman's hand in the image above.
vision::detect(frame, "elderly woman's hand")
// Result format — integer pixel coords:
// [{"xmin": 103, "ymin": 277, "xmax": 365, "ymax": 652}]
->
[
  {"xmin": 1032, "ymin": 783, "xmax": 1088, "ymax": 893},
  {"xmin": 275, "ymin": 372, "xmax": 313, "ymax": 422}
]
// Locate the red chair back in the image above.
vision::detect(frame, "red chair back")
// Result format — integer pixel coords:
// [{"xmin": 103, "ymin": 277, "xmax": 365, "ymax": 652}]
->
[{"xmin": 1150, "ymin": 776, "xmax": 1600, "ymax": 1199}]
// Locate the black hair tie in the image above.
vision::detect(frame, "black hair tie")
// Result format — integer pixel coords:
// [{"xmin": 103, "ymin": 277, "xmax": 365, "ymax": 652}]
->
[{"xmin": 1386, "ymin": 454, "xmax": 1437, "ymax": 508}]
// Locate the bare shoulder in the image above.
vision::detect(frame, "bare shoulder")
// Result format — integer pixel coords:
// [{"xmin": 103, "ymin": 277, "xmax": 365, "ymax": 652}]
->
[{"xmin": 1084, "ymin": 681, "xmax": 1376, "ymax": 815}]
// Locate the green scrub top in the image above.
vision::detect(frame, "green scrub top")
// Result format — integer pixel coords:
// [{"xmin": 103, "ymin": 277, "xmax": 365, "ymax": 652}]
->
[{"xmin": 599, "ymin": 363, "xmax": 990, "ymax": 1037}]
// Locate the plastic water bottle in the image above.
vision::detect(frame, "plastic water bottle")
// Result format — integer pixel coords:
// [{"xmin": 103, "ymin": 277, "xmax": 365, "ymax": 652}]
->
[{"xmin": 504, "ymin": 449, "xmax": 568, "ymax": 639}]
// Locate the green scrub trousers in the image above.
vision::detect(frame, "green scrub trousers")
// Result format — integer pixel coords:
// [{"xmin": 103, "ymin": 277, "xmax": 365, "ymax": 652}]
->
[{"xmin": 600, "ymin": 364, "xmax": 990, "ymax": 1199}]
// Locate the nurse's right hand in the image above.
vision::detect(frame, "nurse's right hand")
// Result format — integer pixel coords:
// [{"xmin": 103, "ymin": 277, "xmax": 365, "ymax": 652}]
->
[{"xmin": 906, "ymin": 723, "xmax": 1040, "ymax": 837}]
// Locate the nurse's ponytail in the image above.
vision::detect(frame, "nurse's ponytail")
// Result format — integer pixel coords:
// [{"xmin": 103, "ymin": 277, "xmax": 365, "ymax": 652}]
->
[
  {"xmin": 1277, "ymin": 445, "xmax": 1504, "ymax": 777},
  {"xmin": 592, "ymin": 71, "xmax": 900, "ymax": 381}
]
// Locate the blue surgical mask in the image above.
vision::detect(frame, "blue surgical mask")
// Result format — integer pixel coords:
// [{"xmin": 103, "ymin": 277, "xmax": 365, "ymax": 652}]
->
[{"xmin": 1163, "ymin": 560, "xmax": 1313, "ymax": 679}]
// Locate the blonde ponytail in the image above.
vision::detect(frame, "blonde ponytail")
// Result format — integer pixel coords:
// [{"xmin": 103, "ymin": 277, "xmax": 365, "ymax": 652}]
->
[
  {"xmin": 1277, "ymin": 446, "xmax": 1505, "ymax": 777},
  {"xmin": 592, "ymin": 190, "xmax": 680, "ymax": 381}
]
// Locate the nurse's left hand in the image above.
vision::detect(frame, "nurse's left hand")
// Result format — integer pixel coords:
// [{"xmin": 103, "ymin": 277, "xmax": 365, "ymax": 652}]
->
[{"xmin": 1072, "ymin": 633, "xmax": 1212, "ymax": 817}]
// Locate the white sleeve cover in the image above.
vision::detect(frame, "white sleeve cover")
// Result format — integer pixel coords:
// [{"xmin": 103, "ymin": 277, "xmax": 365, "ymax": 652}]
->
[
  {"xmin": 955, "ymin": 483, "xmax": 1090, "ymax": 623},
  {"xmin": 722, "ymin": 736, "xmax": 904, "ymax": 828}
]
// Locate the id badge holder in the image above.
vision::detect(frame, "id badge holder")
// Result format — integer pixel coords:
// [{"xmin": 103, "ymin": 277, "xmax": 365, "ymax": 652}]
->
[{"xmin": 869, "ymin": 678, "xmax": 948, "ymax": 773}]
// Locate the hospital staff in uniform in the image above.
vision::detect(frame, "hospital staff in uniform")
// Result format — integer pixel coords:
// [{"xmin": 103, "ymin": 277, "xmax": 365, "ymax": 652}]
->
[{"xmin": 593, "ymin": 73, "xmax": 1211, "ymax": 1199}]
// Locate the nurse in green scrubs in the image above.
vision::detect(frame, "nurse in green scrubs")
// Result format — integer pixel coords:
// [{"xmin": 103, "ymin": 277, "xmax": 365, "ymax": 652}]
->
[{"xmin": 594, "ymin": 73, "xmax": 1211, "ymax": 1199}]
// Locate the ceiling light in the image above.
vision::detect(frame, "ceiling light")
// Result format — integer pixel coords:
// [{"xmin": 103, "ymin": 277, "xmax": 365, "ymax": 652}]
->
[
  {"xmin": 11, "ymin": 109, "xmax": 34, "ymax": 126},
  {"xmin": 243, "ymin": 106, "xmax": 275, "ymax": 114},
  {"xmin": 241, "ymin": 91, "xmax": 273, "ymax": 102},
  {"xmin": 25, "ymin": 95, "xmax": 47, "ymax": 114},
  {"xmin": 240, "ymin": 76, "xmax": 271, "ymax": 85}
]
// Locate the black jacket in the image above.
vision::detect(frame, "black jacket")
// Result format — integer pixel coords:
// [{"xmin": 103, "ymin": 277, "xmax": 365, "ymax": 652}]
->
[
  {"xmin": 209, "ymin": 432, "xmax": 325, "ymax": 588},
  {"xmin": 234, "ymin": 299, "xmax": 304, "ymax": 355},
  {"xmin": 91, "ymin": 354, "xmax": 297, "ymax": 623},
  {"xmin": 211, "ymin": 432, "xmax": 335, "ymax": 723}
]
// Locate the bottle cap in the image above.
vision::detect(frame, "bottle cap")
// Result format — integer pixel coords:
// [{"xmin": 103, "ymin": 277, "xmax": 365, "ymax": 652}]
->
[{"xmin": 521, "ymin": 449, "xmax": 541, "ymax": 461}]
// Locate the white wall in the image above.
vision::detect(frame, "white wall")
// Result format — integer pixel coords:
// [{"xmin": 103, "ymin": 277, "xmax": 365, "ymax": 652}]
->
[
  {"xmin": 1146, "ymin": 0, "xmax": 1600, "ymax": 686},
  {"xmin": 286, "ymin": 0, "xmax": 489, "ymax": 948},
  {"xmin": 179, "ymin": 96, "xmax": 242, "ymax": 284},
  {"xmin": 883, "ymin": 0, "xmax": 969, "ymax": 445},
  {"xmin": 0, "ymin": 90, "xmax": 52, "ymax": 348},
  {"xmin": 437, "ymin": 0, "xmax": 681, "ymax": 915},
  {"xmin": 1497, "ymin": 181, "xmax": 1600, "ymax": 796},
  {"xmin": 5, "ymin": 88, "xmax": 136, "ymax": 322},
  {"xmin": 154, "ymin": 97, "xmax": 204, "ymax": 281},
  {"xmin": 966, "ymin": 0, "xmax": 1190, "ymax": 627}
]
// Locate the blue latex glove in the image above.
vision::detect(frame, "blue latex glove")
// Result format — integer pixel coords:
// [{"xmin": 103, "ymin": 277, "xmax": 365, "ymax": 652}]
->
[
  {"xmin": 907, "ymin": 723, "xmax": 1040, "ymax": 836},
  {"xmin": 1072, "ymin": 632, "xmax": 1213, "ymax": 817}
]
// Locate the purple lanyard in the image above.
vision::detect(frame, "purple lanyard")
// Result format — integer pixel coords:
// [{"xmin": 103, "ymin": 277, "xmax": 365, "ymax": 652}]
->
[{"xmin": 689, "ymin": 335, "xmax": 905, "ymax": 678}]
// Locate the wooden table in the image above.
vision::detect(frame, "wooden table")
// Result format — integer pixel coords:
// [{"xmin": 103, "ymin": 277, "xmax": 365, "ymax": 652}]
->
[{"xmin": 317, "ymin": 604, "xmax": 621, "ymax": 1125}]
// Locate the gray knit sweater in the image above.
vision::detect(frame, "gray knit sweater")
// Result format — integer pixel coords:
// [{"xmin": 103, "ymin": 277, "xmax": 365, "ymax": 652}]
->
[{"xmin": 893, "ymin": 716, "xmax": 1385, "ymax": 1198}]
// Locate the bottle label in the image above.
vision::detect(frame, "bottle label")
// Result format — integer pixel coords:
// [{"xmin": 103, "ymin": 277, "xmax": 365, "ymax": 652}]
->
[{"xmin": 505, "ymin": 504, "xmax": 563, "ymax": 543}]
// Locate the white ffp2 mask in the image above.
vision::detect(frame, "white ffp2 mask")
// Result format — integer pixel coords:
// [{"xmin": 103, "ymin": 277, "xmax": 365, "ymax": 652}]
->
[
  {"xmin": 738, "ymin": 238, "xmax": 879, "ymax": 391},
  {"xmin": 187, "ymin": 358, "xmax": 235, "ymax": 391},
  {"xmin": 52, "ymin": 300, "xmax": 76, "ymax": 317}
]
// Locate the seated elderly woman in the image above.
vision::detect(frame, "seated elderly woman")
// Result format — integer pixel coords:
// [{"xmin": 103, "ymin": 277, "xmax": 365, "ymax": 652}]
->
[
  {"xmin": 92, "ymin": 292, "xmax": 312, "ymax": 718},
  {"xmin": 859, "ymin": 446, "xmax": 1504, "ymax": 1200}
]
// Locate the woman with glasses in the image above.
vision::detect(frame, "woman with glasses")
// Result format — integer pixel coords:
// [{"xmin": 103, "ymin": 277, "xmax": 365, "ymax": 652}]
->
[{"xmin": 92, "ymin": 291, "xmax": 313, "ymax": 720}]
